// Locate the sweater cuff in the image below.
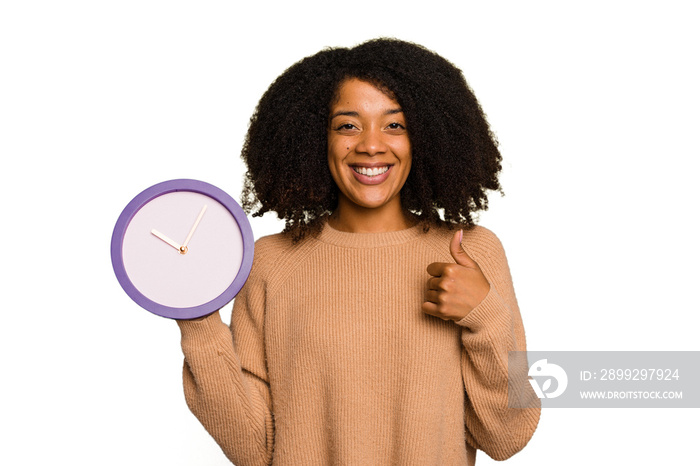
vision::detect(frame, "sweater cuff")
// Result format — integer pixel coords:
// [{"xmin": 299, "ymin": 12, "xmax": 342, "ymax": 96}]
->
[
  {"xmin": 454, "ymin": 285, "xmax": 510, "ymax": 333},
  {"xmin": 177, "ymin": 310, "xmax": 224, "ymax": 346}
]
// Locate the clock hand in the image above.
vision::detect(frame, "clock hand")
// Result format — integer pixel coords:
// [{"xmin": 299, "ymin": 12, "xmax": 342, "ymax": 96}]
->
[
  {"xmin": 151, "ymin": 229, "xmax": 182, "ymax": 251},
  {"xmin": 181, "ymin": 205, "xmax": 207, "ymax": 251}
]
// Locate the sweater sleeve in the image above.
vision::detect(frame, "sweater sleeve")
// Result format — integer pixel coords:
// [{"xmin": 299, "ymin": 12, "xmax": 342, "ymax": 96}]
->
[
  {"xmin": 177, "ymin": 263, "xmax": 274, "ymax": 466},
  {"xmin": 455, "ymin": 228, "xmax": 540, "ymax": 461}
]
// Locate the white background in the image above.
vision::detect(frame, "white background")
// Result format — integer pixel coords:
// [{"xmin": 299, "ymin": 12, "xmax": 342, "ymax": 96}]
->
[{"xmin": 2, "ymin": 1, "xmax": 698, "ymax": 464}]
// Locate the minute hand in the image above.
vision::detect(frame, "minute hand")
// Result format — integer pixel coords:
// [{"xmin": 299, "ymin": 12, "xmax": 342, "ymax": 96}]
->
[{"xmin": 182, "ymin": 205, "xmax": 207, "ymax": 249}]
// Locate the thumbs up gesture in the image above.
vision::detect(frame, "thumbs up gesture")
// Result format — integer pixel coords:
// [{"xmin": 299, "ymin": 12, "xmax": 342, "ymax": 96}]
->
[{"xmin": 422, "ymin": 229, "xmax": 490, "ymax": 321}]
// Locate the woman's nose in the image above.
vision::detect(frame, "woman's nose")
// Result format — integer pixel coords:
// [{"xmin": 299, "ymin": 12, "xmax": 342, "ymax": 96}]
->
[{"xmin": 355, "ymin": 127, "xmax": 388, "ymax": 156}]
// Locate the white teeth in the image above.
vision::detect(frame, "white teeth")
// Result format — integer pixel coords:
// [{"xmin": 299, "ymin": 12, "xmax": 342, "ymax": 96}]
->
[{"xmin": 353, "ymin": 166, "xmax": 390, "ymax": 177}]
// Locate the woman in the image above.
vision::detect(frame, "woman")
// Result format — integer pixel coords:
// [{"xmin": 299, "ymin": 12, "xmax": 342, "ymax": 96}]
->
[{"xmin": 178, "ymin": 38, "xmax": 540, "ymax": 465}]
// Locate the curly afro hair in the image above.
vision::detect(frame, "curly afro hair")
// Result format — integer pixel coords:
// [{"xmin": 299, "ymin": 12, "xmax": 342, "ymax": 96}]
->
[{"xmin": 241, "ymin": 38, "xmax": 502, "ymax": 241}]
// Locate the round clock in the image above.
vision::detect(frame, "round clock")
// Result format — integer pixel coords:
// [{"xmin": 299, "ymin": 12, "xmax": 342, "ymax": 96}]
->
[{"xmin": 111, "ymin": 179, "xmax": 254, "ymax": 319}]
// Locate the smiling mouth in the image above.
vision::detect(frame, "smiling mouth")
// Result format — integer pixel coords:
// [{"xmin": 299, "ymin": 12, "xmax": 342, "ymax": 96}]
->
[{"xmin": 351, "ymin": 165, "xmax": 390, "ymax": 177}]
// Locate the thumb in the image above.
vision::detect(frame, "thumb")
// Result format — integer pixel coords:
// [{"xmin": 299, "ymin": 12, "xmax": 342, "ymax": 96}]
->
[{"xmin": 450, "ymin": 229, "xmax": 477, "ymax": 268}]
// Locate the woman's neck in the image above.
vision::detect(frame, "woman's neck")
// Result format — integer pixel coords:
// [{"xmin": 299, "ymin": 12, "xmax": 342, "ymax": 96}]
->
[{"xmin": 327, "ymin": 197, "xmax": 416, "ymax": 233}]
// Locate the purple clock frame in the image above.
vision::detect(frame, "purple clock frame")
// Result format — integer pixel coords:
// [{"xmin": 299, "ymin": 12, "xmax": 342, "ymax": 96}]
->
[{"xmin": 110, "ymin": 179, "xmax": 254, "ymax": 320}]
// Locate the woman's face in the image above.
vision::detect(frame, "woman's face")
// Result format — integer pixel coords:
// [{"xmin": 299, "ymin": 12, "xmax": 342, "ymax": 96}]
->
[{"xmin": 327, "ymin": 78, "xmax": 412, "ymax": 213}]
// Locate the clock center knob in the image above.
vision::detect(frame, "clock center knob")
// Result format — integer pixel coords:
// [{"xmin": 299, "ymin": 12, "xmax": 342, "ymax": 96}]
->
[{"xmin": 179, "ymin": 245, "xmax": 188, "ymax": 255}]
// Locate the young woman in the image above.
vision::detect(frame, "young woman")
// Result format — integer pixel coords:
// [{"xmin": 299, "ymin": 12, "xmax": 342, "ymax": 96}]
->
[{"xmin": 177, "ymin": 38, "xmax": 539, "ymax": 465}]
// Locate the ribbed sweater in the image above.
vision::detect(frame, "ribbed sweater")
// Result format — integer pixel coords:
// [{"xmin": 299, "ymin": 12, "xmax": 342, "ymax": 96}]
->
[{"xmin": 177, "ymin": 222, "xmax": 540, "ymax": 465}]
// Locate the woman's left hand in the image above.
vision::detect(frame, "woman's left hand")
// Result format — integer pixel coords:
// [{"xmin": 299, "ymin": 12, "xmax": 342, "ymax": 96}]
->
[{"xmin": 422, "ymin": 230, "xmax": 490, "ymax": 321}]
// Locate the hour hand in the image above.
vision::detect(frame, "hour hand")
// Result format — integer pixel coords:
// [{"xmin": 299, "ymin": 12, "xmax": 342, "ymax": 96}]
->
[{"xmin": 151, "ymin": 229, "xmax": 181, "ymax": 251}]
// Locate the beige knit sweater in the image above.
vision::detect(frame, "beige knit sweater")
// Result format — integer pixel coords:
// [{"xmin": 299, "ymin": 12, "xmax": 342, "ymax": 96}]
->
[{"xmin": 177, "ymin": 222, "xmax": 540, "ymax": 465}]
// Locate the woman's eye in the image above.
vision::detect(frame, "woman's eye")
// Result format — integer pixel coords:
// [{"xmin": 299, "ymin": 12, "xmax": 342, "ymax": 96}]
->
[
  {"xmin": 334, "ymin": 123, "xmax": 358, "ymax": 132},
  {"xmin": 387, "ymin": 122, "xmax": 406, "ymax": 131}
]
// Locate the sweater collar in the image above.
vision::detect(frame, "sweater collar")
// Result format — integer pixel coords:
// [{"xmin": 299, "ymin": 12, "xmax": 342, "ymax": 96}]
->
[{"xmin": 316, "ymin": 220, "xmax": 424, "ymax": 248}]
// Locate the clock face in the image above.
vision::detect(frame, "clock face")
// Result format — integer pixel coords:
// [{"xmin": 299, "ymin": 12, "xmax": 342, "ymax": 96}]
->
[{"xmin": 111, "ymin": 179, "xmax": 254, "ymax": 319}]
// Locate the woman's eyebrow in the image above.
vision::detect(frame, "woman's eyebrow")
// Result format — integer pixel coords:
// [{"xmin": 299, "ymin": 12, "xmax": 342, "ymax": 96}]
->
[
  {"xmin": 329, "ymin": 108, "xmax": 404, "ymax": 120},
  {"xmin": 329, "ymin": 110, "xmax": 359, "ymax": 119}
]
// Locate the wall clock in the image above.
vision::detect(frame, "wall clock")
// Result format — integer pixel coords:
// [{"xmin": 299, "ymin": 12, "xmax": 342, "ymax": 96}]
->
[{"xmin": 111, "ymin": 179, "xmax": 254, "ymax": 319}]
